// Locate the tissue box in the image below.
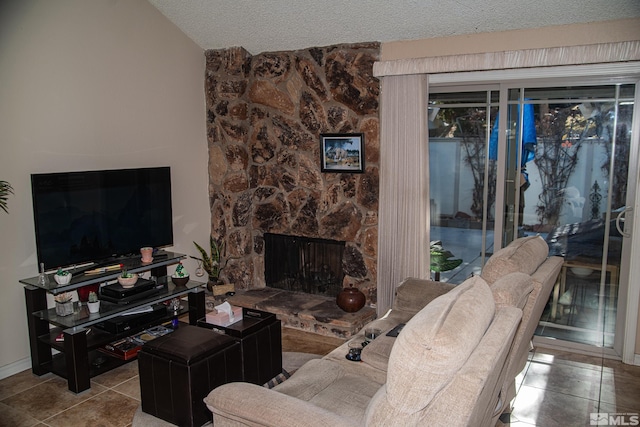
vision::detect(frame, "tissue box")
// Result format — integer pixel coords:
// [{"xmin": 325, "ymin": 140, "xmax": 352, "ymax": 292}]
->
[{"xmin": 205, "ymin": 306, "xmax": 243, "ymax": 327}]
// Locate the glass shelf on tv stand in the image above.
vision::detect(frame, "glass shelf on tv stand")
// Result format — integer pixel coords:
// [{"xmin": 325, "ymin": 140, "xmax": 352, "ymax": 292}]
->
[
  {"xmin": 19, "ymin": 250, "xmax": 186, "ymax": 294},
  {"xmin": 34, "ymin": 276, "xmax": 204, "ymax": 330}
]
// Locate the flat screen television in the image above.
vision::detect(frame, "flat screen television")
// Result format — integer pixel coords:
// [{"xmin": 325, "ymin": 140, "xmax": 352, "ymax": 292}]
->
[{"xmin": 31, "ymin": 167, "xmax": 173, "ymax": 271}]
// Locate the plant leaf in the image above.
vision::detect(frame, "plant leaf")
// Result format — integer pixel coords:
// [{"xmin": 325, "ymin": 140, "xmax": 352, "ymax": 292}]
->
[
  {"xmin": 0, "ymin": 181, "xmax": 14, "ymax": 214},
  {"xmin": 194, "ymin": 241, "xmax": 213, "ymax": 275}
]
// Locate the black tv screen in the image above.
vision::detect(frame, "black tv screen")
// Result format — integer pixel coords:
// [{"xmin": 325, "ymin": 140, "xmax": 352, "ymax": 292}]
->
[{"xmin": 31, "ymin": 167, "xmax": 173, "ymax": 270}]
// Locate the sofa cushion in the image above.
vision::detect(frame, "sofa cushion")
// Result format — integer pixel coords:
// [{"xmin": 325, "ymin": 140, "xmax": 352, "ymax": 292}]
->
[
  {"xmin": 490, "ymin": 272, "xmax": 534, "ymax": 310},
  {"xmin": 482, "ymin": 235, "xmax": 549, "ymax": 285},
  {"xmin": 273, "ymin": 358, "xmax": 380, "ymax": 424},
  {"xmin": 386, "ymin": 275, "xmax": 495, "ymax": 412},
  {"xmin": 392, "ymin": 277, "xmax": 455, "ymax": 316}
]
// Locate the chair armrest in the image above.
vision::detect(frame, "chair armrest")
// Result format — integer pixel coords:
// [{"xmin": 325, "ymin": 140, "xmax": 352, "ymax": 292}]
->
[
  {"xmin": 204, "ymin": 382, "xmax": 356, "ymax": 427},
  {"xmin": 393, "ymin": 277, "xmax": 456, "ymax": 315}
]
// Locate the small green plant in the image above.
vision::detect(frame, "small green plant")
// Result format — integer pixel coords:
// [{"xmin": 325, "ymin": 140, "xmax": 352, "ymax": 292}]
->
[
  {"xmin": 121, "ymin": 269, "xmax": 133, "ymax": 278},
  {"xmin": 430, "ymin": 241, "xmax": 463, "ymax": 275},
  {"xmin": 193, "ymin": 237, "xmax": 226, "ymax": 281},
  {"xmin": 174, "ymin": 262, "xmax": 188, "ymax": 277},
  {"xmin": 88, "ymin": 291, "xmax": 98, "ymax": 303},
  {"xmin": 55, "ymin": 268, "xmax": 70, "ymax": 277},
  {"xmin": 54, "ymin": 292, "xmax": 73, "ymax": 303},
  {"xmin": 0, "ymin": 180, "xmax": 14, "ymax": 214}
]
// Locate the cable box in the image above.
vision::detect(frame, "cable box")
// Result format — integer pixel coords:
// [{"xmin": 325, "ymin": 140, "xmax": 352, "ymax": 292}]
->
[{"xmin": 99, "ymin": 288, "xmax": 160, "ymax": 305}]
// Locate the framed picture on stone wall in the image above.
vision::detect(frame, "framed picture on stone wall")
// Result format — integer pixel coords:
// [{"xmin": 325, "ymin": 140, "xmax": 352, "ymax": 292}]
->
[{"xmin": 320, "ymin": 133, "xmax": 365, "ymax": 173}]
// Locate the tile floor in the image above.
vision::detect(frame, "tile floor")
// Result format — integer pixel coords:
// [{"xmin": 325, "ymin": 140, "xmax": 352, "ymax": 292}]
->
[
  {"xmin": 1, "ymin": 329, "xmax": 639, "ymax": 426},
  {"xmin": 0, "ymin": 327, "xmax": 343, "ymax": 427},
  {"xmin": 504, "ymin": 347, "xmax": 640, "ymax": 426}
]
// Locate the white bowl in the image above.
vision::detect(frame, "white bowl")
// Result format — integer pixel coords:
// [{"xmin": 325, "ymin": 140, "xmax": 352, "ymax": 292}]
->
[
  {"xmin": 118, "ymin": 274, "xmax": 139, "ymax": 288},
  {"xmin": 54, "ymin": 273, "xmax": 72, "ymax": 285},
  {"xmin": 570, "ymin": 267, "xmax": 593, "ymax": 277}
]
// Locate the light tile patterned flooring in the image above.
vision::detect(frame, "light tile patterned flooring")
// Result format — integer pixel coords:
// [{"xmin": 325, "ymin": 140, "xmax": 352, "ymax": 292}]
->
[
  {"xmin": 1, "ymin": 329, "xmax": 639, "ymax": 426},
  {"xmin": 504, "ymin": 348, "xmax": 640, "ymax": 426}
]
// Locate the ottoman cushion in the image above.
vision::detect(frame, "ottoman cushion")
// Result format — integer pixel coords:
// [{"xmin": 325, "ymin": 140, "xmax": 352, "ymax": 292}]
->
[{"xmin": 143, "ymin": 324, "xmax": 236, "ymax": 363}]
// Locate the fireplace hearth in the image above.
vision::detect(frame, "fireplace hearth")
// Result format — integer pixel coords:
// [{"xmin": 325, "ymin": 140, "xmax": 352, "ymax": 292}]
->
[{"xmin": 264, "ymin": 233, "xmax": 345, "ymax": 297}]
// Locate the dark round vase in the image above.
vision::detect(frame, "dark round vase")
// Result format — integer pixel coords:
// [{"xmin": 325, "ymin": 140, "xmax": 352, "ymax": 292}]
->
[{"xmin": 336, "ymin": 285, "xmax": 366, "ymax": 313}]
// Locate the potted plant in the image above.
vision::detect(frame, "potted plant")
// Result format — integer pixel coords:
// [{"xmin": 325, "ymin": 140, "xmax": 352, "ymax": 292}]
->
[
  {"xmin": 117, "ymin": 269, "xmax": 138, "ymax": 288},
  {"xmin": 193, "ymin": 237, "xmax": 233, "ymax": 294},
  {"xmin": 54, "ymin": 268, "xmax": 72, "ymax": 285},
  {"xmin": 193, "ymin": 237, "xmax": 226, "ymax": 283},
  {"xmin": 54, "ymin": 292, "xmax": 74, "ymax": 316},
  {"xmin": 171, "ymin": 262, "xmax": 190, "ymax": 286},
  {"xmin": 87, "ymin": 291, "xmax": 100, "ymax": 313},
  {"xmin": 430, "ymin": 240, "xmax": 463, "ymax": 280},
  {"xmin": 0, "ymin": 180, "xmax": 13, "ymax": 214}
]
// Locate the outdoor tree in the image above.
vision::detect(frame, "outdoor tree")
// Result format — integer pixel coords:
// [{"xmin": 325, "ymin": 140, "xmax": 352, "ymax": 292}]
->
[
  {"xmin": 534, "ymin": 105, "xmax": 585, "ymax": 226},
  {"xmin": 456, "ymin": 109, "xmax": 497, "ymax": 221},
  {"xmin": 600, "ymin": 105, "xmax": 632, "ymax": 210}
]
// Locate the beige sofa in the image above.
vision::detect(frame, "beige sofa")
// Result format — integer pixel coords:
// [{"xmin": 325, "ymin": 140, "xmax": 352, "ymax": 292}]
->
[{"xmin": 204, "ymin": 235, "xmax": 563, "ymax": 426}]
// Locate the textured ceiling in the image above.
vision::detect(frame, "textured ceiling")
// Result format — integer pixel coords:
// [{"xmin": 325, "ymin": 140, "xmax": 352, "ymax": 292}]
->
[{"xmin": 148, "ymin": 0, "xmax": 640, "ymax": 54}]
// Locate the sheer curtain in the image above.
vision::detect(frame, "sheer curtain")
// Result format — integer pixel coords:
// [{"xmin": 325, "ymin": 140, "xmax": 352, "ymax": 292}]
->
[{"xmin": 376, "ymin": 74, "xmax": 429, "ymax": 316}]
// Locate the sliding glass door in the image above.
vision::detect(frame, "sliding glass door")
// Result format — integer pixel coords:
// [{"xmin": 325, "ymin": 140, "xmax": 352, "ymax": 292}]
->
[
  {"xmin": 429, "ymin": 76, "xmax": 638, "ymax": 355},
  {"xmin": 428, "ymin": 89, "xmax": 498, "ymax": 282},
  {"xmin": 521, "ymin": 84, "xmax": 635, "ymax": 350}
]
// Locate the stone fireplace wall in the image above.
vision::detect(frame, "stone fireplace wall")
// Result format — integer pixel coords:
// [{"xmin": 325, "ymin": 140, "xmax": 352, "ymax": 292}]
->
[{"xmin": 204, "ymin": 42, "xmax": 380, "ymax": 306}]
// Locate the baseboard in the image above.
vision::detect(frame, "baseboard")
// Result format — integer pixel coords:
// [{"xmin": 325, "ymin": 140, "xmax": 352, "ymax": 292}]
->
[
  {"xmin": 532, "ymin": 336, "xmax": 621, "ymax": 360},
  {"xmin": 0, "ymin": 357, "xmax": 31, "ymax": 381}
]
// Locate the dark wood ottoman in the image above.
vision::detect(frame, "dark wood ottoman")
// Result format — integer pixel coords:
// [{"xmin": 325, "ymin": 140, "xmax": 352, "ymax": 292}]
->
[
  {"xmin": 198, "ymin": 308, "xmax": 282, "ymax": 385},
  {"xmin": 138, "ymin": 325, "xmax": 242, "ymax": 427}
]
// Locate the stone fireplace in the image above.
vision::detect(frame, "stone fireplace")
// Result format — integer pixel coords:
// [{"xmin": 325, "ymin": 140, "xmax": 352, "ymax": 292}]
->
[
  {"xmin": 264, "ymin": 233, "xmax": 345, "ymax": 297},
  {"xmin": 204, "ymin": 42, "xmax": 380, "ymax": 312}
]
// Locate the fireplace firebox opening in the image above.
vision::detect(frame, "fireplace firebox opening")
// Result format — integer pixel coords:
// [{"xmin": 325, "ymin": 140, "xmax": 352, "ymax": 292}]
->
[{"xmin": 264, "ymin": 233, "xmax": 345, "ymax": 297}]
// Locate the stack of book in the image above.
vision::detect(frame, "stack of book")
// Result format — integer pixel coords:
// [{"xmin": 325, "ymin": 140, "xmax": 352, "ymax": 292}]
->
[{"xmin": 99, "ymin": 324, "xmax": 174, "ymax": 360}]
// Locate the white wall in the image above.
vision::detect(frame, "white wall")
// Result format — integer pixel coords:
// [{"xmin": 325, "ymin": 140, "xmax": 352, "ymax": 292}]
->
[{"xmin": 0, "ymin": 0, "xmax": 208, "ymax": 375}]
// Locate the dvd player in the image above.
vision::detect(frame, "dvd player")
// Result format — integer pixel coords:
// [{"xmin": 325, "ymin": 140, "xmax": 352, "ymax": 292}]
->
[{"xmin": 94, "ymin": 304, "xmax": 168, "ymax": 333}]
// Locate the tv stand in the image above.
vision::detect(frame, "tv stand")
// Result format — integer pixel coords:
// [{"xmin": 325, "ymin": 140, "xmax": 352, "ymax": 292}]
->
[{"xmin": 20, "ymin": 251, "xmax": 205, "ymax": 393}]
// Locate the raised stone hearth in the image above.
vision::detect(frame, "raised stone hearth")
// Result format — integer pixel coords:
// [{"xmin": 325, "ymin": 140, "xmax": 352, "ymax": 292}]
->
[{"xmin": 226, "ymin": 288, "xmax": 376, "ymax": 339}]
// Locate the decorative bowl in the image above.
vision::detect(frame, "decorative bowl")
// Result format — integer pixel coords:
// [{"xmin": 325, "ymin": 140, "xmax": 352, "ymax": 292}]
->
[
  {"xmin": 118, "ymin": 274, "xmax": 139, "ymax": 288},
  {"xmin": 54, "ymin": 273, "xmax": 72, "ymax": 285},
  {"xmin": 171, "ymin": 275, "xmax": 189, "ymax": 286},
  {"xmin": 570, "ymin": 267, "xmax": 593, "ymax": 277}
]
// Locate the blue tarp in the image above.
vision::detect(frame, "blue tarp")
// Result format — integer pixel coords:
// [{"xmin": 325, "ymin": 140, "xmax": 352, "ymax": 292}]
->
[{"xmin": 488, "ymin": 102, "xmax": 537, "ymax": 167}]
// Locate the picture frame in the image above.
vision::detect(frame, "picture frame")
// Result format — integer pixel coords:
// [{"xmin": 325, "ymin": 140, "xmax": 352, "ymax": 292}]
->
[{"xmin": 320, "ymin": 133, "xmax": 365, "ymax": 173}]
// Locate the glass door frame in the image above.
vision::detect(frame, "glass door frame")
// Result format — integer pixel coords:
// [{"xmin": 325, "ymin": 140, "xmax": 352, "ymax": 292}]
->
[{"xmin": 429, "ymin": 62, "xmax": 640, "ymax": 363}]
